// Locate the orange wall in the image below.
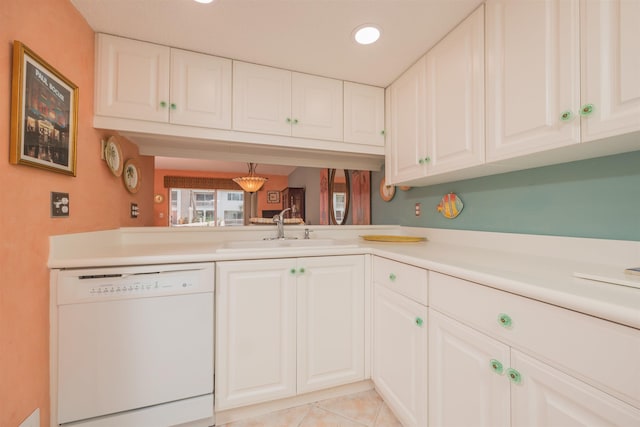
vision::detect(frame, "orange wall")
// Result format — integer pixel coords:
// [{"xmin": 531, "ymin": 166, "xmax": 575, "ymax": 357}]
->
[
  {"xmin": 154, "ymin": 169, "xmax": 289, "ymax": 226},
  {"xmin": 1, "ymin": 1, "xmax": 154, "ymax": 425}
]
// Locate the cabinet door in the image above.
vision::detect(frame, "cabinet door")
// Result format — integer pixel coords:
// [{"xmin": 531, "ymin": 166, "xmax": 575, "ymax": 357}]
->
[
  {"xmin": 386, "ymin": 56, "xmax": 428, "ymax": 184},
  {"xmin": 297, "ymin": 256, "xmax": 365, "ymax": 393},
  {"xmin": 429, "ymin": 309, "xmax": 510, "ymax": 427},
  {"xmin": 344, "ymin": 82, "xmax": 385, "ymax": 146},
  {"xmin": 581, "ymin": 0, "xmax": 640, "ymax": 141},
  {"xmin": 485, "ymin": 0, "xmax": 581, "ymax": 161},
  {"xmin": 511, "ymin": 350, "xmax": 640, "ymax": 427},
  {"xmin": 373, "ymin": 284, "xmax": 427, "ymax": 427},
  {"xmin": 169, "ymin": 49, "xmax": 232, "ymax": 129},
  {"xmin": 215, "ymin": 259, "xmax": 296, "ymax": 410},
  {"xmin": 292, "ymin": 73, "xmax": 343, "ymax": 141},
  {"xmin": 426, "ymin": 6, "xmax": 485, "ymax": 175},
  {"xmin": 95, "ymin": 33, "xmax": 170, "ymax": 122},
  {"xmin": 232, "ymin": 61, "xmax": 292, "ymax": 136}
]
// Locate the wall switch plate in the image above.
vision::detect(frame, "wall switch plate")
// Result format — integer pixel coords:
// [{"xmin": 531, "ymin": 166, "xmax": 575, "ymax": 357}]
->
[
  {"xmin": 415, "ymin": 203, "xmax": 421, "ymax": 216},
  {"xmin": 51, "ymin": 192, "xmax": 70, "ymax": 217},
  {"xmin": 130, "ymin": 203, "xmax": 139, "ymax": 218}
]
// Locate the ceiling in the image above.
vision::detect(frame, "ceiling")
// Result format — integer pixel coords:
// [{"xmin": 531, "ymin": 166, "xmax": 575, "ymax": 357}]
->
[
  {"xmin": 154, "ymin": 157, "xmax": 297, "ymax": 175},
  {"xmin": 71, "ymin": 0, "xmax": 482, "ymax": 88}
]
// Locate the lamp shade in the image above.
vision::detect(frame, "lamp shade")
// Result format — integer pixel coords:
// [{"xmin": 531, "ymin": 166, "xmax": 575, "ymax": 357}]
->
[{"xmin": 233, "ymin": 163, "xmax": 268, "ymax": 193}]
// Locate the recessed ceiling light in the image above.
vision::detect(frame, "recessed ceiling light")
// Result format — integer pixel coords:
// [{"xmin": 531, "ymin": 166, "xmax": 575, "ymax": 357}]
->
[
  {"xmin": 353, "ymin": 25, "xmax": 381, "ymax": 45},
  {"xmin": 193, "ymin": 0, "xmax": 214, "ymax": 4}
]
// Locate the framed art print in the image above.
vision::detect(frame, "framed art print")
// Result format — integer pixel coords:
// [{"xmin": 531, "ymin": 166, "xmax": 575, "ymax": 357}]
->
[{"xmin": 10, "ymin": 41, "xmax": 79, "ymax": 176}]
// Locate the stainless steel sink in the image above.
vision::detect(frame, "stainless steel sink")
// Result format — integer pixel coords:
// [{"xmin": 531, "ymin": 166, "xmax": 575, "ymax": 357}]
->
[{"xmin": 217, "ymin": 238, "xmax": 357, "ymax": 252}]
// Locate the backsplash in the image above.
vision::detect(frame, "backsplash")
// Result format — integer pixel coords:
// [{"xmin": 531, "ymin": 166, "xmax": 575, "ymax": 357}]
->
[{"xmin": 372, "ymin": 150, "xmax": 640, "ymax": 241}]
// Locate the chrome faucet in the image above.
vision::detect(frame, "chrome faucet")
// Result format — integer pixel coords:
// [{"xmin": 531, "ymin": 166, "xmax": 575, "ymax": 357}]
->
[{"xmin": 272, "ymin": 208, "xmax": 291, "ymax": 239}]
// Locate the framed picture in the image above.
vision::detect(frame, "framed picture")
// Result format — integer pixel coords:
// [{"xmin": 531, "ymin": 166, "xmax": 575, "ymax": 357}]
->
[
  {"xmin": 10, "ymin": 41, "xmax": 78, "ymax": 176},
  {"xmin": 267, "ymin": 190, "xmax": 280, "ymax": 204}
]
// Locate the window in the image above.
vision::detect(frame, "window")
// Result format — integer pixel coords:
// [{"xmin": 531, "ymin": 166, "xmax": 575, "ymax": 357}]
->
[{"xmin": 169, "ymin": 189, "xmax": 244, "ymax": 227}]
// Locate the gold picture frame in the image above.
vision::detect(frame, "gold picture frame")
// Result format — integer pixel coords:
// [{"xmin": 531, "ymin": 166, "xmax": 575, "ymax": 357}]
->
[{"xmin": 10, "ymin": 41, "xmax": 78, "ymax": 176}]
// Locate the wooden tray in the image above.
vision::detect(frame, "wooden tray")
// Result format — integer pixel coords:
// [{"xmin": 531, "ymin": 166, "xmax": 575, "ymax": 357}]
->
[{"xmin": 360, "ymin": 235, "xmax": 427, "ymax": 243}]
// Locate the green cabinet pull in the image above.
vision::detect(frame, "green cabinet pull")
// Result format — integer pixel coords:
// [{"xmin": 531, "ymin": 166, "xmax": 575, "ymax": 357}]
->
[
  {"xmin": 159, "ymin": 101, "xmax": 167, "ymax": 108},
  {"xmin": 290, "ymin": 268, "xmax": 297, "ymax": 275},
  {"xmin": 580, "ymin": 104, "xmax": 594, "ymax": 116},
  {"xmin": 490, "ymin": 359, "xmax": 504, "ymax": 374},
  {"xmin": 389, "ymin": 273, "xmax": 397, "ymax": 282},
  {"xmin": 286, "ymin": 117, "xmax": 292, "ymax": 124},
  {"xmin": 498, "ymin": 313, "xmax": 512, "ymax": 328},
  {"xmin": 507, "ymin": 368, "xmax": 522, "ymax": 384},
  {"xmin": 560, "ymin": 110, "xmax": 573, "ymax": 121},
  {"xmin": 299, "ymin": 267, "xmax": 305, "ymax": 274},
  {"xmin": 380, "ymin": 130, "xmax": 385, "ymax": 136},
  {"xmin": 424, "ymin": 156, "xmax": 431, "ymax": 163},
  {"xmin": 293, "ymin": 118, "xmax": 299, "ymax": 124},
  {"xmin": 419, "ymin": 158, "xmax": 425, "ymax": 165},
  {"xmin": 415, "ymin": 317, "xmax": 424, "ymax": 327},
  {"xmin": 170, "ymin": 103, "xmax": 177, "ymax": 110}
]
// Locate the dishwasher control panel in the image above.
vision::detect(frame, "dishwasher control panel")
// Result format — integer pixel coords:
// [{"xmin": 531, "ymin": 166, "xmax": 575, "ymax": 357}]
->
[{"xmin": 55, "ymin": 263, "xmax": 215, "ymax": 304}]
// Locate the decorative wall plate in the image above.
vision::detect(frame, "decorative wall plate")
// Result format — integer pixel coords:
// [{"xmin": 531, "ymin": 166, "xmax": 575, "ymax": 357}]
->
[
  {"xmin": 437, "ymin": 193, "xmax": 464, "ymax": 219},
  {"xmin": 123, "ymin": 159, "xmax": 141, "ymax": 194},
  {"xmin": 104, "ymin": 136, "xmax": 123, "ymax": 177},
  {"xmin": 379, "ymin": 177, "xmax": 396, "ymax": 202}
]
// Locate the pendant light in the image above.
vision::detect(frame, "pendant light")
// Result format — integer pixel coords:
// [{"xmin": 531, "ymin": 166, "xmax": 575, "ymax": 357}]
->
[{"xmin": 233, "ymin": 163, "xmax": 268, "ymax": 193}]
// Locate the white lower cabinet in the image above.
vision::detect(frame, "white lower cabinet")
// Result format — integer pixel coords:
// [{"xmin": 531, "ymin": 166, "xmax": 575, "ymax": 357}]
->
[
  {"xmin": 373, "ymin": 285, "xmax": 428, "ymax": 427},
  {"xmin": 430, "ymin": 309, "xmax": 640, "ymax": 427},
  {"xmin": 429, "ymin": 271, "xmax": 640, "ymax": 427},
  {"xmin": 429, "ymin": 309, "xmax": 510, "ymax": 427},
  {"xmin": 215, "ymin": 255, "xmax": 365, "ymax": 410},
  {"xmin": 372, "ymin": 256, "xmax": 428, "ymax": 427}
]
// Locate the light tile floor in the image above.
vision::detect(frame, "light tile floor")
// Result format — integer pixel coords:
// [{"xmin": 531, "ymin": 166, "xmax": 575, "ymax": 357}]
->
[{"xmin": 218, "ymin": 389, "xmax": 403, "ymax": 427}]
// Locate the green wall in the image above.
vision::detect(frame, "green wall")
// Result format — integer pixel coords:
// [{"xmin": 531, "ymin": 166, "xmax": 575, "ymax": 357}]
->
[{"xmin": 371, "ymin": 150, "xmax": 640, "ymax": 241}]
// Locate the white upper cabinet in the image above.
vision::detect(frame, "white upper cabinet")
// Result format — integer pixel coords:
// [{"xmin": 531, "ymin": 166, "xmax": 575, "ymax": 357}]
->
[
  {"xmin": 344, "ymin": 82, "xmax": 385, "ymax": 146},
  {"xmin": 386, "ymin": 55, "xmax": 428, "ymax": 184},
  {"xmin": 292, "ymin": 72, "xmax": 343, "ymax": 141},
  {"xmin": 581, "ymin": 0, "xmax": 640, "ymax": 141},
  {"xmin": 233, "ymin": 61, "xmax": 344, "ymax": 141},
  {"xmin": 96, "ymin": 34, "xmax": 231, "ymax": 128},
  {"xmin": 169, "ymin": 49, "xmax": 232, "ymax": 129},
  {"xmin": 232, "ymin": 61, "xmax": 292, "ymax": 136},
  {"xmin": 485, "ymin": 0, "xmax": 581, "ymax": 161},
  {"xmin": 96, "ymin": 34, "xmax": 171, "ymax": 122},
  {"xmin": 386, "ymin": 6, "xmax": 485, "ymax": 184},
  {"xmin": 426, "ymin": 5, "xmax": 485, "ymax": 175},
  {"xmin": 486, "ymin": 0, "xmax": 640, "ymax": 161}
]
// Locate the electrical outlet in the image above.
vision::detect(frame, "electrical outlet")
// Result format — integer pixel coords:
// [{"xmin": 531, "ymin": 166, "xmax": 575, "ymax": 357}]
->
[
  {"xmin": 415, "ymin": 203, "xmax": 421, "ymax": 216},
  {"xmin": 130, "ymin": 203, "xmax": 139, "ymax": 218},
  {"xmin": 19, "ymin": 408, "xmax": 39, "ymax": 427},
  {"xmin": 51, "ymin": 192, "xmax": 70, "ymax": 217}
]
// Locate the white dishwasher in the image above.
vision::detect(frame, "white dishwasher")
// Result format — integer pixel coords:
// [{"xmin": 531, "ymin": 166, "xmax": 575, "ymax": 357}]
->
[{"xmin": 51, "ymin": 262, "xmax": 215, "ymax": 427}]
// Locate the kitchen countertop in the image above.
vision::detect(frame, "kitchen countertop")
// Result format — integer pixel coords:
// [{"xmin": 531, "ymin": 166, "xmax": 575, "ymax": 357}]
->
[{"xmin": 48, "ymin": 226, "xmax": 640, "ymax": 330}]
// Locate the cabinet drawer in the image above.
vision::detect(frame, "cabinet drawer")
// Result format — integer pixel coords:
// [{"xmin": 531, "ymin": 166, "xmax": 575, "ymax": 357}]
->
[
  {"xmin": 429, "ymin": 271, "xmax": 640, "ymax": 409},
  {"xmin": 373, "ymin": 257, "xmax": 428, "ymax": 305}
]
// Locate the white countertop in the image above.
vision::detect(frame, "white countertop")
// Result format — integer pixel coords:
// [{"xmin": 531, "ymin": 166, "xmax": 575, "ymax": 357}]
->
[{"xmin": 48, "ymin": 226, "xmax": 640, "ymax": 330}]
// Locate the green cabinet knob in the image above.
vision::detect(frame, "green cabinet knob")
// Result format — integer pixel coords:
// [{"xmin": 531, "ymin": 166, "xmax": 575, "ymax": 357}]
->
[
  {"xmin": 290, "ymin": 268, "xmax": 297, "ymax": 275},
  {"xmin": 389, "ymin": 273, "xmax": 397, "ymax": 282},
  {"xmin": 380, "ymin": 130, "xmax": 385, "ymax": 136},
  {"xmin": 418, "ymin": 158, "xmax": 425, "ymax": 165},
  {"xmin": 286, "ymin": 117, "xmax": 292, "ymax": 124},
  {"xmin": 170, "ymin": 103, "xmax": 177, "ymax": 110},
  {"xmin": 490, "ymin": 359, "xmax": 504, "ymax": 374},
  {"xmin": 424, "ymin": 156, "xmax": 431, "ymax": 163},
  {"xmin": 415, "ymin": 317, "xmax": 424, "ymax": 327},
  {"xmin": 299, "ymin": 267, "xmax": 305, "ymax": 274},
  {"xmin": 498, "ymin": 313, "xmax": 512, "ymax": 328},
  {"xmin": 159, "ymin": 101, "xmax": 167, "ymax": 108},
  {"xmin": 580, "ymin": 104, "xmax": 594, "ymax": 116},
  {"xmin": 293, "ymin": 118, "xmax": 299, "ymax": 124},
  {"xmin": 507, "ymin": 368, "xmax": 522, "ymax": 384},
  {"xmin": 560, "ymin": 110, "xmax": 573, "ymax": 121}
]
